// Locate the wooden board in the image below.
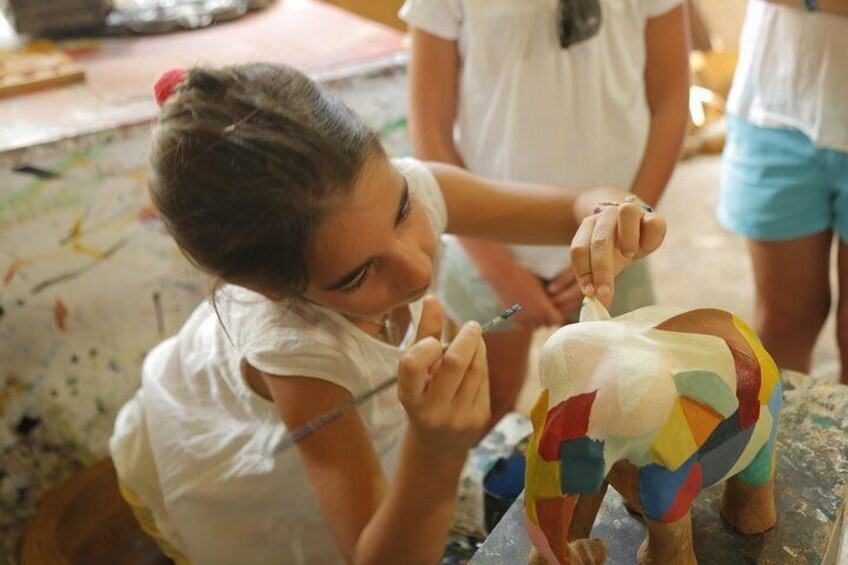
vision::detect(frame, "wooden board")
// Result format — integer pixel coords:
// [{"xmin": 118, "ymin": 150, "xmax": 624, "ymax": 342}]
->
[{"xmin": 0, "ymin": 50, "xmax": 85, "ymax": 99}]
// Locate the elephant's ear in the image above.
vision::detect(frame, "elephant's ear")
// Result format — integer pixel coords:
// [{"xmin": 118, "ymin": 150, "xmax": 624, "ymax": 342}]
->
[{"xmin": 579, "ymin": 297, "xmax": 611, "ymax": 322}]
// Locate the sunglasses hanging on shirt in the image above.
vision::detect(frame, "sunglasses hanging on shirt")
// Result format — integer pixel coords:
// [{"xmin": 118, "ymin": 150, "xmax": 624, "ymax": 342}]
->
[{"xmin": 558, "ymin": 0, "xmax": 603, "ymax": 48}]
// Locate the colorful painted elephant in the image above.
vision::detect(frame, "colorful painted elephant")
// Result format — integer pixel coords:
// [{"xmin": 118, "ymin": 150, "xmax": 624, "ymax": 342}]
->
[{"xmin": 524, "ymin": 299, "xmax": 782, "ymax": 564}]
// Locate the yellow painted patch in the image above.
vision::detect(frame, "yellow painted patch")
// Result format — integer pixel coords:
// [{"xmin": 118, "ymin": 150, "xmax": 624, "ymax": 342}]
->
[
  {"xmin": 679, "ymin": 396, "xmax": 723, "ymax": 446},
  {"xmin": 732, "ymin": 315, "xmax": 780, "ymax": 404},
  {"xmin": 649, "ymin": 400, "xmax": 698, "ymax": 471},
  {"xmin": 530, "ymin": 389, "xmax": 550, "ymax": 431},
  {"xmin": 526, "ymin": 388, "xmax": 564, "ymax": 525}
]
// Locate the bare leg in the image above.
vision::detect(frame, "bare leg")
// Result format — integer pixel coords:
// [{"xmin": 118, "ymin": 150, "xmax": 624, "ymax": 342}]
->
[
  {"xmin": 748, "ymin": 232, "xmax": 832, "ymax": 373},
  {"xmin": 484, "ymin": 327, "xmax": 533, "ymax": 431},
  {"xmin": 720, "ymin": 475, "xmax": 777, "ymax": 534},
  {"xmin": 636, "ymin": 512, "xmax": 697, "ymax": 565},
  {"xmin": 837, "ymin": 240, "xmax": 848, "ymax": 384}
]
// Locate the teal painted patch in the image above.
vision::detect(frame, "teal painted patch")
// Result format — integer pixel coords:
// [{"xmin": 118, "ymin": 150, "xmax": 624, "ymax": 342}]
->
[
  {"xmin": 559, "ymin": 437, "xmax": 606, "ymax": 494},
  {"xmin": 673, "ymin": 370, "xmax": 738, "ymax": 417}
]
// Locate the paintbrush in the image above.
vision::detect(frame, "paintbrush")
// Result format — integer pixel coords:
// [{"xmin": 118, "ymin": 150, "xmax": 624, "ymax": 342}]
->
[{"xmin": 268, "ymin": 304, "xmax": 522, "ymax": 456}]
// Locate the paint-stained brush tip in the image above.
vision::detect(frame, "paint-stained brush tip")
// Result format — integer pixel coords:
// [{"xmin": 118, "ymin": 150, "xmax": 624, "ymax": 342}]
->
[{"xmin": 503, "ymin": 304, "xmax": 522, "ymax": 318}]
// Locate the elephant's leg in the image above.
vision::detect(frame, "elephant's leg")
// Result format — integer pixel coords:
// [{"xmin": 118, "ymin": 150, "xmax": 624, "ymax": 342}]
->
[
  {"xmin": 606, "ymin": 461, "xmax": 644, "ymax": 517},
  {"xmin": 720, "ymin": 474, "xmax": 776, "ymax": 534},
  {"xmin": 636, "ymin": 511, "xmax": 697, "ymax": 565},
  {"xmin": 569, "ymin": 482, "xmax": 610, "ymax": 540},
  {"xmin": 721, "ymin": 439, "xmax": 777, "ymax": 535}
]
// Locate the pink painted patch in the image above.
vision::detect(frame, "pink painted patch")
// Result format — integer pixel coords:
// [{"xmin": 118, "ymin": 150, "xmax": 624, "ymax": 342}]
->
[
  {"xmin": 539, "ymin": 390, "xmax": 597, "ymax": 461},
  {"xmin": 661, "ymin": 460, "xmax": 702, "ymax": 522},
  {"xmin": 526, "ymin": 510, "xmax": 560, "ymax": 565}
]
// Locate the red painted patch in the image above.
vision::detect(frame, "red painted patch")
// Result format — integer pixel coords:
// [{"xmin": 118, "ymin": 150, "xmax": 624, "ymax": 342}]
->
[
  {"xmin": 539, "ymin": 391, "xmax": 597, "ymax": 461},
  {"xmin": 661, "ymin": 460, "xmax": 702, "ymax": 522},
  {"xmin": 729, "ymin": 346, "xmax": 761, "ymax": 429},
  {"xmin": 654, "ymin": 309, "xmax": 762, "ymax": 428},
  {"xmin": 54, "ymin": 299, "xmax": 68, "ymax": 331},
  {"xmin": 535, "ymin": 495, "xmax": 578, "ymax": 565}
]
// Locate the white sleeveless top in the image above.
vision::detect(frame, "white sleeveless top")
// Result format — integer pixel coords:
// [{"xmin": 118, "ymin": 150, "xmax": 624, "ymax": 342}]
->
[
  {"xmin": 727, "ymin": 0, "xmax": 848, "ymax": 151},
  {"xmin": 110, "ymin": 158, "xmax": 447, "ymax": 564},
  {"xmin": 400, "ymin": 0, "xmax": 681, "ymax": 278}
]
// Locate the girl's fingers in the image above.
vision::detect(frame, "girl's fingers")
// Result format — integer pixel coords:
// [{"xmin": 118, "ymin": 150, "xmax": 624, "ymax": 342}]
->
[
  {"xmin": 397, "ymin": 336, "xmax": 443, "ymax": 402},
  {"xmin": 570, "ymin": 214, "xmax": 598, "ymax": 298},
  {"xmin": 588, "ymin": 207, "xmax": 619, "ymax": 306},
  {"xmin": 637, "ymin": 213, "xmax": 666, "ymax": 258},
  {"xmin": 428, "ymin": 321, "xmax": 481, "ymax": 403},
  {"xmin": 415, "ymin": 294, "xmax": 444, "ymax": 342},
  {"xmin": 616, "ymin": 203, "xmax": 644, "ymax": 259},
  {"xmin": 454, "ymin": 332, "xmax": 487, "ymax": 407}
]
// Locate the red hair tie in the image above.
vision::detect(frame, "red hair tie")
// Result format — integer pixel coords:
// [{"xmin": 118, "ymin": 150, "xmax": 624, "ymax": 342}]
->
[{"xmin": 154, "ymin": 68, "xmax": 187, "ymax": 107}]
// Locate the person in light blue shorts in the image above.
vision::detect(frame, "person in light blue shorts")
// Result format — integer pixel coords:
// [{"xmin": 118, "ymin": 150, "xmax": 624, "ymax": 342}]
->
[{"xmin": 717, "ymin": 0, "xmax": 848, "ymax": 385}]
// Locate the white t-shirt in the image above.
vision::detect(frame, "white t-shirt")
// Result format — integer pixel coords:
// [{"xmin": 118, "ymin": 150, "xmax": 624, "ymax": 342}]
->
[
  {"xmin": 400, "ymin": 0, "xmax": 681, "ymax": 279},
  {"xmin": 727, "ymin": 0, "xmax": 848, "ymax": 152},
  {"xmin": 109, "ymin": 158, "xmax": 447, "ymax": 565}
]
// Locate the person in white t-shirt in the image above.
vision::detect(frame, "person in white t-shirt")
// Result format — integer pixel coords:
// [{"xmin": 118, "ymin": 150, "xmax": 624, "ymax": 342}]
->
[
  {"xmin": 109, "ymin": 63, "xmax": 667, "ymax": 564},
  {"xmin": 719, "ymin": 0, "xmax": 848, "ymax": 384},
  {"xmin": 400, "ymin": 0, "xmax": 690, "ymax": 426}
]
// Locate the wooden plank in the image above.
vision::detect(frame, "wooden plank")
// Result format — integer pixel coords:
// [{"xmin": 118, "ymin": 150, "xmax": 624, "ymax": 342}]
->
[{"xmin": 0, "ymin": 51, "xmax": 85, "ymax": 99}]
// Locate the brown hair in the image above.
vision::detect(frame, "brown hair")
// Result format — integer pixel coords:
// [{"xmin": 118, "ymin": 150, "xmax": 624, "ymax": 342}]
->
[{"xmin": 149, "ymin": 63, "xmax": 383, "ymax": 298}]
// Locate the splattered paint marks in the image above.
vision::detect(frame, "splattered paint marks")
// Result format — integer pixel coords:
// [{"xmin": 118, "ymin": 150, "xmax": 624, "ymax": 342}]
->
[
  {"xmin": 152, "ymin": 291, "xmax": 164, "ymax": 338},
  {"xmin": 14, "ymin": 414, "xmax": 41, "ymax": 437},
  {"xmin": 53, "ymin": 299, "xmax": 68, "ymax": 331}
]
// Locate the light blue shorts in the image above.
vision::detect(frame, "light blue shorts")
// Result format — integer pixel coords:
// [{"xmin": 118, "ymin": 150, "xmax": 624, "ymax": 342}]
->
[
  {"xmin": 437, "ymin": 237, "xmax": 656, "ymax": 329},
  {"xmin": 719, "ymin": 114, "xmax": 848, "ymax": 242}
]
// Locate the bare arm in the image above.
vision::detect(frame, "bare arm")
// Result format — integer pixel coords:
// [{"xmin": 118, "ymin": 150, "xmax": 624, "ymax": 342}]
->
[
  {"xmin": 261, "ymin": 300, "xmax": 489, "ymax": 564},
  {"xmin": 430, "ymin": 163, "xmax": 667, "ymax": 304},
  {"xmin": 629, "ymin": 4, "xmax": 690, "ymax": 208}
]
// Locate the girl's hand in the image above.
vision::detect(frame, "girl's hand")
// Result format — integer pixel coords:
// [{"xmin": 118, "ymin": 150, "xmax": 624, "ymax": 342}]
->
[
  {"xmin": 490, "ymin": 262, "xmax": 564, "ymax": 329},
  {"xmin": 397, "ymin": 296, "xmax": 490, "ymax": 459},
  {"xmin": 571, "ymin": 202, "xmax": 666, "ymax": 309}
]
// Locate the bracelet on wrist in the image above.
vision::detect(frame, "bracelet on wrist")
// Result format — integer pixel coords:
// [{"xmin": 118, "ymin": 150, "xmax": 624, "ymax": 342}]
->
[{"xmin": 594, "ymin": 195, "xmax": 654, "ymax": 214}]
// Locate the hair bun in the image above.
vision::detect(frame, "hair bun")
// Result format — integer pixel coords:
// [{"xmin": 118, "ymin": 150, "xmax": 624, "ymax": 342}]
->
[{"xmin": 154, "ymin": 69, "xmax": 188, "ymax": 107}]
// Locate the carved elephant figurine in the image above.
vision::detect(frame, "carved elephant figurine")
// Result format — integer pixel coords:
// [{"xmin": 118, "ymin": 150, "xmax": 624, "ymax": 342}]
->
[{"xmin": 524, "ymin": 299, "xmax": 782, "ymax": 564}]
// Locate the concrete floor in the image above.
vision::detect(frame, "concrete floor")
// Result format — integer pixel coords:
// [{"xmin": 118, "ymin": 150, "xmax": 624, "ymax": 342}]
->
[{"xmin": 516, "ymin": 153, "xmax": 843, "ymax": 414}]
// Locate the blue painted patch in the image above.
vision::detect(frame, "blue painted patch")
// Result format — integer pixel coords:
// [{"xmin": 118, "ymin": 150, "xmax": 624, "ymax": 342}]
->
[
  {"xmin": 699, "ymin": 411, "xmax": 741, "ymax": 454},
  {"xmin": 766, "ymin": 378, "xmax": 783, "ymax": 421},
  {"xmin": 638, "ymin": 454, "xmax": 698, "ymax": 521},
  {"xmin": 699, "ymin": 421, "xmax": 755, "ymax": 488},
  {"xmin": 559, "ymin": 437, "xmax": 605, "ymax": 494}
]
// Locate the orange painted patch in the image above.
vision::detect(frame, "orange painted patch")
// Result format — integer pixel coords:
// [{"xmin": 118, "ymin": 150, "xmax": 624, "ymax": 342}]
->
[
  {"xmin": 679, "ymin": 396, "xmax": 723, "ymax": 446},
  {"xmin": 535, "ymin": 495, "xmax": 578, "ymax": 565},
  {"xmin": 54, "ymin": 299, "xmax": 68, "ymax": 331}
]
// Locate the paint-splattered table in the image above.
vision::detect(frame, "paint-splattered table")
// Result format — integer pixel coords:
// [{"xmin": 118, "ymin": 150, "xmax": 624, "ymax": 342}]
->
[{"xmin": 471, "ymin": 371, "xmax": 848, "ymax": 565}]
